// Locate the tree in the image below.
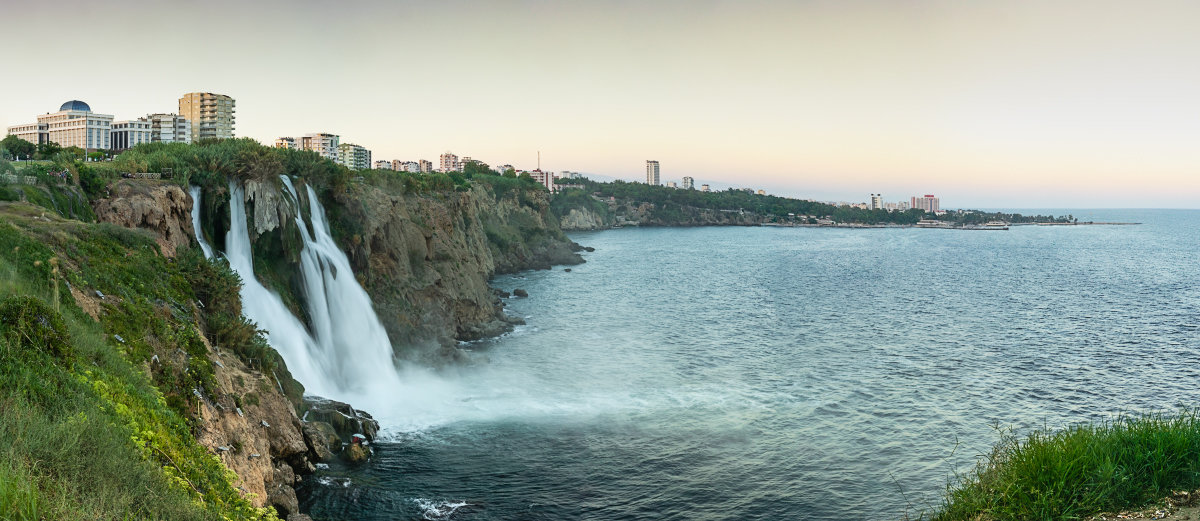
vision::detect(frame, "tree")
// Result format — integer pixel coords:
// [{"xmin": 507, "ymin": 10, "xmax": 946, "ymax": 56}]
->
[
  {"xmin": 1, "ymin": 135, "xmax": 36, "ymax": 160},
  {"xmin": 36, "ymin": 142, "xmax": 62, "ymax": 159}
]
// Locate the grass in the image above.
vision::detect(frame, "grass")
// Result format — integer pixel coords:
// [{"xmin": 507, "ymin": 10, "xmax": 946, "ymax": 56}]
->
[
  {"xmin": 930, "ymin": 412, "xmax": 1200, "ymax": 521},
  {"xmin": 0, "ymin": 203, "xmax": 282, "ymax": 520}
]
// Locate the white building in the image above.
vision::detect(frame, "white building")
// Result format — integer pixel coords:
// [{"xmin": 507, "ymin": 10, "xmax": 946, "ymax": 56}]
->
[
  {"xmin": 682, "ymin": 176, "xmax": 694, "ymax": 190},
  {"xmin": 526, "ymin": 170, "xmax": 556, "ymax": 191},
  {"xmin": 110, "ymin": 119, "xmax": 152, "ymax": 151},
  {"xmin": 145, "ymin": 113, "xmax": 191, "ymax": 144},
  {"xmin": 374, "ymin": 160, "xmax": 393, "ymax": 170},
  {"xmin": 440, "ymin": 152, "xmax": 460, "ymax": 172},
  {"xmin": 7, "ymin": 100, "xmax": 114, "ymax": 151},
  {"xmin": 646, "ymin": 160, "xmax": 660, "ymax": 185},
  {"xmin": 337, "ymin": 143, "xmax": 372, "ymax": 171},
  {"xmin": 397, "ymin": 161, "xmax": 420, "ymax": 173},
  {"xmin": 301, "ymin": 133, "xmax": 340, "ymax": 161},
  {"xmin": 870, "ymin": 193, "xmax": 883, "ymax": 210}
]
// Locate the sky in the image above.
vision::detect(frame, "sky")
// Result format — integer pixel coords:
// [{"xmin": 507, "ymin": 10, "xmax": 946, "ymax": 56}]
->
[{"xmin": 2, "ymin": 0, "xmax": 1199, "ymax": 208}]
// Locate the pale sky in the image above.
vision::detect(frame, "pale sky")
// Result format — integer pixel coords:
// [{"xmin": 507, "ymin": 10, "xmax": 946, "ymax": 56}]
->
[{"xmin": 2, "ymin": 0, "xmax": 1198, "ymax": 208}]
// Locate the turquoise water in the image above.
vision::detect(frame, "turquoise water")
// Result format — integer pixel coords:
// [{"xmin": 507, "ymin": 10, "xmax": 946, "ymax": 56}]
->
[{"xmin": 302, "ymin": 209, "xmax": 1200, "ymax": 520}]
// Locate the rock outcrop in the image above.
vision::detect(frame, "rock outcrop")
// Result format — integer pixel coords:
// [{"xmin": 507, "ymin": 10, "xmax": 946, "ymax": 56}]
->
[
  {"xmin": 558, "ymin": 206, "xmax": 612, "ymax": 230},
  {"xmin": 92, "ymin": 180, "xmax": 195, "ymax": 256}
]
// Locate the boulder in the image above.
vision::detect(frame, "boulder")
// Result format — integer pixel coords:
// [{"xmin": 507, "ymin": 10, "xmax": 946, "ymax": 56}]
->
[
  {"xmin": 301, "ymin": 422, "xmax": 340, "ymax": 462},
  {"xmin": 342, "ymin": 443, "xmax": 370, "ymax": 464},
  {"xmin": 303, "ymin": 396, "xmax": 380, "ymax": 442},
  {"xmin": 513, "ymin": 289, "xmax": 528, "ymax": 298}
]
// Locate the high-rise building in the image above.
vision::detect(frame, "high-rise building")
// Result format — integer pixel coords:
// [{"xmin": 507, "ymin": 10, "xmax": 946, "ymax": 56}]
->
[
  {"xmin": 870, "ymin": 193, "xmax": 883, "ymax": 210},
  {"xmin": 682, "ymin": 176, "xmax": 694, "ymax": 190},
  {"xmin": 645, "ymin": 160, "xmax": 660, "ymax": 185},
  {"xmin": 337, "ymin": 143, "xmax": 372, "ymax": 170},
  {"xmin": 529, "ymin": 170, "xmax": 557, "ymax": 191},
  {"xmin": 178, "ymin": 92, "xmax": 235, "ymax": 142},
  {"xmin": 440, "ymin": 152, "xmax": 459, "ymax": 172},
  {"xmin": 145, "ymin": 113, "xmax": 191, "ymax": 144},
  {"xmin": 419, "ymin": 159, "xmax": 433, "ymax": 173},
  {"xmin": 301, "ymin": 133, "xmax": 339, "ymax": 161},
  {"xmin": 911, "ymin": 194, "xmax": 940, "ymax": 213},
  {"xmin": 110, "ymin": 119, "xmax": 152, "ymax": 151}
]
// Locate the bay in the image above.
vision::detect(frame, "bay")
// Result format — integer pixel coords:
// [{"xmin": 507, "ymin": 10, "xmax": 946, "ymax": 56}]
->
[{"xmin": 302, "ymin": 209, "xmax": 1200, "ymax": 520}]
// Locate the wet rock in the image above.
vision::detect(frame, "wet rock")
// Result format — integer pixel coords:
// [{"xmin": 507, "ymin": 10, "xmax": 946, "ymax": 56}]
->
[
  {"xmin": 302, "ymin": 422, "xmax": 340, "ymax": 462},
  {"xmin": 563, "ymin": 268, "xmax": 571, "ymax": 272},
  {"xmin": 303, "ymin": 396, "xmax": 380, "ymax": 442},
  {"xmin": 268, "ymin": 462, "xmax": 299, "ymax": 517},
  {"xmin": 342, "ymin": 443, "xmax": 370, "ymax": 464},
  {"xmin": 513, "ymin": 289, "xmax": 528, "ymax": 298},
  {"xmin": 287, "ymin": 514, "xmax": 314, "ymax": 521},
  {"xmin": 584, "ymin": 246, "xmax": 595, "ymax": 252}
]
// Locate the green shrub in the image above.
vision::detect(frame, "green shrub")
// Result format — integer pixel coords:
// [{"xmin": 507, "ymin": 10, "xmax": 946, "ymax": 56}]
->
[{"xmin": 0, "ymin": 295, "xmax": 71, "ymax": 361}]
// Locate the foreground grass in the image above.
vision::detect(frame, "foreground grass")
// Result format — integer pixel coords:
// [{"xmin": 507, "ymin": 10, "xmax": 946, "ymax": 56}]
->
[
  {"xmin": 0, "ymin": 203, "xmax": 279, "ymax": 520},
  {"xmin": 931, "ymin": 412, "xmax": 1200, "ymax": 521}
]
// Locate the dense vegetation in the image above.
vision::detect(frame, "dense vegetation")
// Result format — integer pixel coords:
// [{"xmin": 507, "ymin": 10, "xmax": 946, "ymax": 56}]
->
[
  {"xmin": 929, "ymin": 412, "xmax": 1200, "ymax": 520},
  {"xmin": 554, "ymin": 177, "xmax": 1074, "ymax": 225},
  {"xmin": 0, "ymin": 203, "xmax": 282, "ymax": 519}
]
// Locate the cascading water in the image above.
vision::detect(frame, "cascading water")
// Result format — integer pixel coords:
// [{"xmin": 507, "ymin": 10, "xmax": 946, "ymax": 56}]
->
[
  {"xmin": 189, "ymin": 185, "xmax": 214, "ymax": 259},
  {"xmin": 215, "ymin": 178, "xmax": 405, "ymax": 411}
]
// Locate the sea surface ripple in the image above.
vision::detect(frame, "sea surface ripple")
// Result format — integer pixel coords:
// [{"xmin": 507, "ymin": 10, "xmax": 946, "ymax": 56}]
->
[{"xmin": 302, "ymin": 209, "xmax": 1200, "ymax": 520}]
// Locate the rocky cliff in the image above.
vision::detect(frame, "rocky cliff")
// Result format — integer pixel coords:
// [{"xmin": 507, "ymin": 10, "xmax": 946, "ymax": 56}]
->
[{"xmin": 92, "ymin": 180, "xmax": 195, "ymax": 256}]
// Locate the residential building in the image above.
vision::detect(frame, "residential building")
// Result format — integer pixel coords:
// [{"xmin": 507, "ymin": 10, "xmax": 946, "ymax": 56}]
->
[
  {"xmin": 682, "ymin": 176, "xmax": 694, "ymax": 190},
  {"xmin": 666, "ymin": 181, "xmax": 677, "ymax": 188},
  {"xmin": 870, "ymin": 193, "xmax": 883, "ymax": 210},
  {"xmin": 911, "ymin": 194, "xmax": 940, "ymax": 213},
  {"xmin": 419, "ymin": 159, "xmax": 433, "ymax": 173},
  {"xmin": 398, "ymin": 161, "xmax": 420, "ymax": 173},
  {"xmin": 301, "ymin": 133, "xmax": 339, "ymax": 161},
  {"xmin": 145, "ymin": 113, "xmax": 191, "ymax": 144},
  {"xmin": 337, "ymin": 143, "xmax": 372, "ymax": 170},
  {"xmin": 374, "ymin": 160, "xmax": 393, "ymax": 170},
  {"xmin": 178, "ymin": 92, "xmax": 235, "ymax": 141},
  {"xmin": 701, "ymin": 184, "xmax": 710, "ymax": 192},
  {"xmin": 440, "ymin": 152, "xmax": 460, "ymax": 172},
  {"xmin": 898, "ymin": 201, "xmax": 911, "ymax": 211},
  {"xmin": 757, "ymin": 189, "xmax": 766, "ymax": 195},
  {"xmin": 645, "ymin": 160, "xmax": 660, "ymax": 185},
  {"xmin": 275, "ymin": 137, "xmax": 298, "ymax": 150},
  {"xmin": 110, "ymin": 119, "xmax": 152, "ymax": 151},
  {"xmin": 498, "ymin": 164, "xmax": 515, "ymax": 174},
  {"xmin": 528, "ymin": 170, "xmax": 557, "ymax": 191}
]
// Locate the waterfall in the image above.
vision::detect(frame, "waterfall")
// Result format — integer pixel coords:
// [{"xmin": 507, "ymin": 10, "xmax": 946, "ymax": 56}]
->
[
  {"xmin": 217, "ymin": 178, "xmax": 405, "ymax": 409},
  {"xmin": 189, "ymin": 185, "xmax": 214, "ymax": 259}
]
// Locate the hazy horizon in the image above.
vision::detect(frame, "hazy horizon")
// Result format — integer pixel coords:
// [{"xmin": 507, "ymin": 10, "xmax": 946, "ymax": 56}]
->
[{"xmin": 2, "ymin": 0, "xmax": 1198, "ymax": 208}]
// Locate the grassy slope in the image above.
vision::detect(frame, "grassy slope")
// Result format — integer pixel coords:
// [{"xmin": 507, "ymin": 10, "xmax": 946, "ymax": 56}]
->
[
  {"xmin": 0, "ymin": 202, "xmax": 279, "ymax": 520},
  {"xmin": 928, "ymin": 413, "xmax": 1200, "ymax": 520}
]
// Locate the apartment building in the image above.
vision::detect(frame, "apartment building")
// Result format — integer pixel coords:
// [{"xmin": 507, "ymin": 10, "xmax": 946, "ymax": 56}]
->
[
  {"xmin": 178, "ymin": 92, "xmax": 235, "ymax": 141},
  {"xmin": 145, "ymin": 113, "xmax": 191, "ymax": 144},
  {"xmin": 337, "ymin": 143, "xmax": 371, "ymax": 170}
]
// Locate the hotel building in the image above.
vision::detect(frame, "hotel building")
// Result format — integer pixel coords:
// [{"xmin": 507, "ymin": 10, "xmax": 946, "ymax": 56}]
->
[
  {"xmin": 178, "ymin": 92, "xmax": 235, "ymax": 142},
  {"xmin": 911, "ymin": 194, "xmax": 940, "ymax": 213},
  {"xmin": 9, "ymin": 100, "xmax": 116, "ymax": 151}
]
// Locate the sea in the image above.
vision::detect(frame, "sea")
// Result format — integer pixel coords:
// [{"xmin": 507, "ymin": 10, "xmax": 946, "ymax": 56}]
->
[{"xmin": 300, "ymin": 209, "xmax": 1200, "ymax": 520}]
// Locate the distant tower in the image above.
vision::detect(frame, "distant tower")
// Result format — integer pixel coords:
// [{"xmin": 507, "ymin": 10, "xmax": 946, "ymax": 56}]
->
[
  {"xmin": 870, "ymin": 193, "xmax": 883, "ymax": 210},
  {"xmin": 178, "ymin": 92, "xmax": 235, "ymax": 142},
  {"xmin": 911, "ymin": 194, "xmax": 940, "ymax": 213},
  {"xmin": 682, "ymin": 176, "xmax": 694, "ymax": 190},
  {"xmin": 646, "ymin": 160, "xmax": 660, "ymax": 185}
]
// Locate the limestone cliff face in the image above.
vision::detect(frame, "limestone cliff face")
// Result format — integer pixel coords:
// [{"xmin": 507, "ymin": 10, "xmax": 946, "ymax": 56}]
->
[
  {"xmin": 92, "ymin": 180, "xmax": 194, "ymax": 257},
  {"xmin": 558, "ymin": 206, "xmax": 612, "ymax": 230},
  {"xmin": 329, "ymin": 183, "xmax": 583, "ymax": 354},
  {"xmin": 617, "ymin": 200, "xmax": 763, "ymax": 226}
]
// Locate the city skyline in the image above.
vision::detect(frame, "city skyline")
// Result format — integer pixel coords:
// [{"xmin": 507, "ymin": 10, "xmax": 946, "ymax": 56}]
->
[{"xmin": 2, "ymin": 0, "xmax": 1199, "ymax": 208}]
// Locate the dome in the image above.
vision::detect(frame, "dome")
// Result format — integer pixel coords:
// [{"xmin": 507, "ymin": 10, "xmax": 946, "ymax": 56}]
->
[{"xmin": 59, "ymin": 100, "xmax": 91, "ymax": 112}]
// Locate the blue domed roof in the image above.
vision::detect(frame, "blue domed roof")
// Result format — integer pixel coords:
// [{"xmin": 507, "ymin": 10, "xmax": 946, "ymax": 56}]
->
[{"xmin": 59, "ymin": 100, "xmax": 91, "ymax": 112}]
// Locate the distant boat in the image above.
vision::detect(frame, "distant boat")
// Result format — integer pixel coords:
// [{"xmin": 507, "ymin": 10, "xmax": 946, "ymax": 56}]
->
[
  {"xmin": 963, "ymin": 221, "xmax": 1009, "ymax": 231},
  {"xmin": 915, "ymin": 219, "xmax": 950, "ymax": 228}
]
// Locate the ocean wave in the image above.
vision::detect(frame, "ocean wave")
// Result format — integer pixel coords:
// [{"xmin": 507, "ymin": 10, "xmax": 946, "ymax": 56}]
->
[{"xmin": 412, "ymin": 498, "xmax": 470, "ymax": 520}]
